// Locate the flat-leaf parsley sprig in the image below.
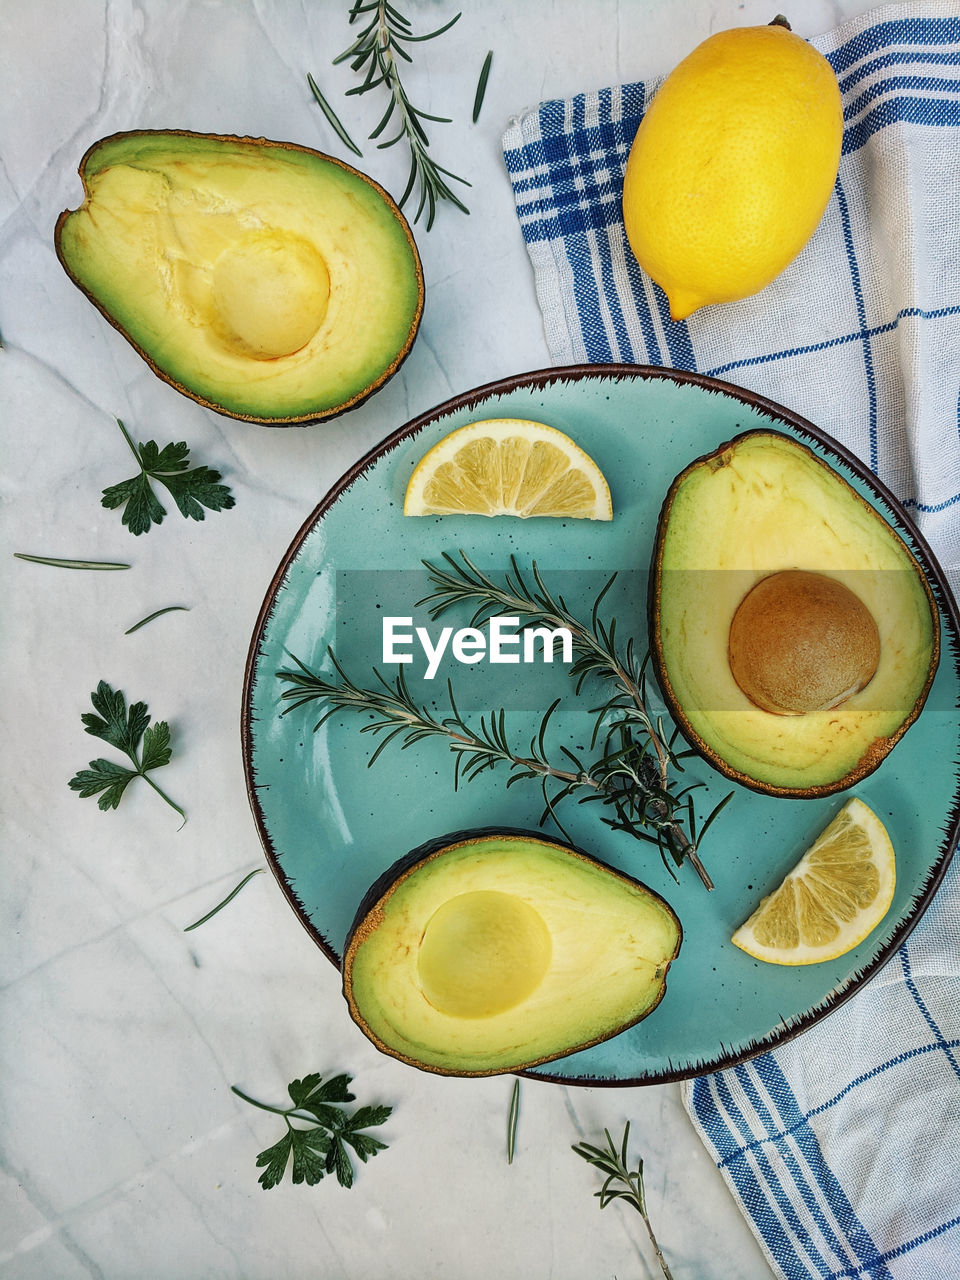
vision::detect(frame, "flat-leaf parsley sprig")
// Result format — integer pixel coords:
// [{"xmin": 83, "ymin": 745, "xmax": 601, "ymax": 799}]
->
[
  {"xmin": 68, "ymin": 681, "xmax": 185, "ymax": 824},
  {"xmin": 232, "ymin": 1072, "xmax": 392, "ymax": 1189},
  {"xmin": 101, "ymin": 418, "xmax": 235, "ymax": 536}
]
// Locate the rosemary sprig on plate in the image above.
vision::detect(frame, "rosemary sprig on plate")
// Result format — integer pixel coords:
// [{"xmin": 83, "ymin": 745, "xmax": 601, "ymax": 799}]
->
[
  {"xmin": 333, "ymin": 1, "xmax": 470, "ymax": 229},
  {"xmin": 278, "ymin": 652, "xmax": 591, "ymax": 794},
  {"xmin": 420, "ymin": 552, "xmax": 728, "ymax": 886},
  {"xmin": 573, "ymin": 1123, "xmax": 674, "ymax": 1280},
  {"xmin": 276, "ymin": 559, "xmax": 728, "ymax": 888}
]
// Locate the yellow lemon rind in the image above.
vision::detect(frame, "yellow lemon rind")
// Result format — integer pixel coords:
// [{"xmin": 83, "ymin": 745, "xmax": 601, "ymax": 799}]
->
[
  {"xmin": 403, "ymin": 417, "xmax": 613, "ymax": 521},
  {"xmin": 730, "ymin": 798, "xmax": 896, "ymax": 966}
]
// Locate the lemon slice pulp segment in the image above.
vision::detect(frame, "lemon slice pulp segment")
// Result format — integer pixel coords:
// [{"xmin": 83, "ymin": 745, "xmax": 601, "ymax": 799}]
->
[
  {"xmin": 403, "ymin": 418, "xmax": 613, "ymax": 519},
  {"xmin": 731, "ymin": 798, "xmax": 895, "ymax": 966}
]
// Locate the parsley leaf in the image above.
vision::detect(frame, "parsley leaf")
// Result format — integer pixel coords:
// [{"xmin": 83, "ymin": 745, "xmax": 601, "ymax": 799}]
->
[
  {"xmin": 68, "ymin": 681, "xmax": 185, "ymax": 824},
  {"xmin": 70, "ymin": 758, "xmax": 137, "ymax": 810},
  {"xmin": 255, "ymin": 1134, "xmax": 298, "ymax": 1190},
  {"xmin": 233, "ymin": 1072, "xmax": 392, "ymax": 1191},
  {"xmin": 101, "ymin": 419, "xmax": 235, "ymax": 535}
]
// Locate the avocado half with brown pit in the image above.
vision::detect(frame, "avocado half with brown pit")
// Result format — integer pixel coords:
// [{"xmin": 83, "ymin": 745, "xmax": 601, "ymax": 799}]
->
[
  {"xmin": 649, "ymin": 430, "xmax": 940, "ymax": 797},
  {"xmin": 54, "ymin": 130, "xmax": 423, "ymax": 424},
  {"xmin": 342, "ymin": 829, "xmax": 682, "ymax": 1077}
]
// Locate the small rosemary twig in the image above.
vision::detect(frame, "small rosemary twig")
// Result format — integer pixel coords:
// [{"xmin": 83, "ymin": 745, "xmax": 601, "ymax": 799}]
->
[
  {"xmin": 572, "ymin": 1123, "xmax": 675, "ymax": 1280},
  {"xmin": 276, "ymin": 621, "xmax": 723, "ymax": 889},
  {"xmin": 334, "ymin": 1, "xmax": 470, "ymax": 229},
  {"xmin": 278, "ymin": 653, "xmax": 594, "ymax": 797},
  {"xmin": 183, "ymin": 868, "xmax": 264, "ymax": 932},
  {"xmin": 124, "ymin": 605, "xmax": 190, "ymax": 635},
  {"xmin": 419, "ymin": 553, "xmax": 721, "ymax": 887}
]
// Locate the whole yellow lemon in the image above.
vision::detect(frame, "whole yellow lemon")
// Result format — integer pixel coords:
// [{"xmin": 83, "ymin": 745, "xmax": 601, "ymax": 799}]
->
[{"xmin": 622, "ymin": 20, "xmax": 843, "ymax": 320}]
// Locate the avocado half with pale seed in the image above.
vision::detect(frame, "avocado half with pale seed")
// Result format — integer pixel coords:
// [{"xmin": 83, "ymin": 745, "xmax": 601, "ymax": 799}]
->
[
  {"xmin": 54, "ymin": 130, "xmax": 423, "ymax": 425},
  {"xmin": 649, "ymin": 430, "xmax": 940, "ymax": 797},
  {"xmin": 342, "ymin": 828, "xmax": 682, "ymax": 1077}
]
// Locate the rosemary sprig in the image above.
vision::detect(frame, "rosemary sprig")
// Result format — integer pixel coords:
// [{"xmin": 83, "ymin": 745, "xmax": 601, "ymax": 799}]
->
[
  {"xmin": 333, "ymin": 1, "xmax": 470, "ymax": 229},
  {"xmin": 573, "ymin": 1123, "xmax": 674, "ymax": 1280},
  {"xmin": 419, "ymin": 552, "xmax": 726, "ymax": 887},
  {"xmin": 278, "ymin": 652, "xmax": 588, "ymax": 798},
  {"xmin": 276, "ymin": 558, "xmax": 726, "ymax": 890}
]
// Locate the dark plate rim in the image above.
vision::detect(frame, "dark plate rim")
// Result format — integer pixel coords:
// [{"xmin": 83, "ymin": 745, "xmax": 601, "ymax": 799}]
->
[{"xmin": 241, "ymin": 362, "xmax": 960, "ymax": 1087}]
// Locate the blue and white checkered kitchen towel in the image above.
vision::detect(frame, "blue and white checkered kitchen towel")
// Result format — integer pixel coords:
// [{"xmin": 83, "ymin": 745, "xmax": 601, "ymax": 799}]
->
[{"xmin": 503, "ymin": 5, "xmax": 960, "ymax": 1277}]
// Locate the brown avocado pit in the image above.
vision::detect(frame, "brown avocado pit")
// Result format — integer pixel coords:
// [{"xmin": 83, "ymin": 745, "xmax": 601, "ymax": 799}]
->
[
  {"xmin": 728, "ymin": 570, "xmax": 881, "ymax": 715},
  {"xmin": 649, "ymin": 430, "xmax": 940, "ymax": 797}
]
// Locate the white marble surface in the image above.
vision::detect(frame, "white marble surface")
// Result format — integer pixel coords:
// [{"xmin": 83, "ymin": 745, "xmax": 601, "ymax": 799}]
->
[{"xmin": 1, "ymin": 2, "xmax": 887, "ymax": 1276}]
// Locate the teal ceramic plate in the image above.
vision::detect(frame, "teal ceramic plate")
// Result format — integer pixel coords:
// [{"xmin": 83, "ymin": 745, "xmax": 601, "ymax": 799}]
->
[{"xmin": 242, "ymin": 365, "xmax": 960, "ymax": 1085}]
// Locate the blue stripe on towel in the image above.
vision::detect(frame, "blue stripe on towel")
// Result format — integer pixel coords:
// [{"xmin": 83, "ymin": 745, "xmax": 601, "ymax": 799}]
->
[
  {"xmin": 833, "ymin": 179, "xmax": 879, "ymax": 471},
  {"xmin": 827, "ymin": 17, "xmax": 960, "ymax": 76},
  {"xmin": 711, "ymin": 1070, "xmax": 822, "ymax": 1276},
  {"xmin": 839, "ymin": 48, "xmax": 960, "ymax": 95},
  {"xmin": 843, "ymin": 94, "xmax": 960, "ymax": 153},
  {"xmin": 750, "ymin": 1056, "xmax": 894, "ymax": 1280}
]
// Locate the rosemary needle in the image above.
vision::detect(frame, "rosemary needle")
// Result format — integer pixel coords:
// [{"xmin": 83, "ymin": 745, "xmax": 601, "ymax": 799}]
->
[
  {"xmin": 506, "ymin": 1077, "xmax": 520, "ymax": 1164},
  {"xmin": 473, "ymin": 50, "xmax": 493, "ymax": 123},
  {"xmin": 307, "ymin": 72, "xmax": 363, "ymax": 156},
  {"xmin": 124, "ymin": 605, "xmax": 190, "ymax": 635},
  {"xmin": 184, "ymin": 868, "xmax": 264, "ymax": 931},
  {"xmin": 14, "ymin": 552, "xmax": 130, "ymax": 570}
]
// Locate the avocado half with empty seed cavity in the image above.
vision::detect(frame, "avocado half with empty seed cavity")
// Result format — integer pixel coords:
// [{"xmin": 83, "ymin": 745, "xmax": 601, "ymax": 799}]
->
[
  {"xmin": 342, "ymin": 829, "xmax": 682, "ymax": 1077},
  {"xmin": 54, "ymin": 130, "xmax": 423, "ymax": 424},
  {"xmin": 649, "ymin": 430, "xmax": 940, "ymax": 797}
]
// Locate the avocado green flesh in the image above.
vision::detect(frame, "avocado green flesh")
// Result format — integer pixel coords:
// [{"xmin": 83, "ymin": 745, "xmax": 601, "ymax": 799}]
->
[
  {"xmin": 653, "ymin": 431, "xmax": 938, "ymax": 794},
  {"xmin": 55, "ymin": 132, "xmax": 422, "ymax": 422},
  {"xmin": 343, "ymin": 834, "xmax": 681, "ymax": 1076}
]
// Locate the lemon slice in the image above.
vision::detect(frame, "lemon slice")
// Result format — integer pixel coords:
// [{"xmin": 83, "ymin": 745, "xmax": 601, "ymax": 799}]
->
[
  {"xmin": 731, "ymin": 798, "xmax": 895, "ymax": 966},
  {"xmin": 403, "ymin": 418, "xmax": 613, "ymax": 519}
]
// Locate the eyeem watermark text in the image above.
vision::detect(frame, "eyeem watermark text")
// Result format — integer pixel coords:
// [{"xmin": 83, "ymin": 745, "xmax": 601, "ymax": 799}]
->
[{"xmin": 383, "ymin": 616, "xmax": 574, "ymax": 680}]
